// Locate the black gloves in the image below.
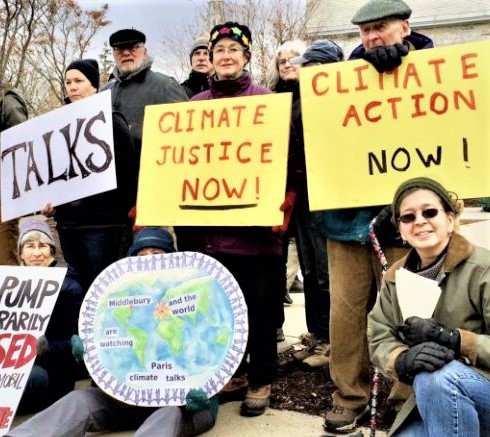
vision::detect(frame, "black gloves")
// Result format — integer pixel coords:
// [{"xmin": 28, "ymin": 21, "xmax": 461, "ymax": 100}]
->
[
  {"xmin": 398, "ymin": 316, "xmax": 461, "ymax": 356},
  {"xmin": 395, "ymin": 342, "xmax": 454, "ymax": 384},
  {"xmin": 362, "ymin": 43, "xmax": 409, "ymax": 73}
]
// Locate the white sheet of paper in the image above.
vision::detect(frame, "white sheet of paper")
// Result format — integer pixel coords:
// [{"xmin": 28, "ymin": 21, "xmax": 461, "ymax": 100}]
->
[
  {"xmin": 1, "ymin": 90, "xmax": 115, "ymax": 222},
  {"xmin": 395, "ymin": 267, "xmax": 442, "ymax": 320}
]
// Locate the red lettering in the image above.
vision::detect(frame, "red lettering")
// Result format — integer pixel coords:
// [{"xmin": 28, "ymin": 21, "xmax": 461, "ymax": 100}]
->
[
  {"xmin": 387, "ymin": 97, "xmax": 402, "ymax": 119},
  {"xmin": 312, "ymin": 72, "xmax": 329, "ymax": 96},
  {"xmin": 411, "ymin": 93, "xmax": 427, "ymax": 118},
  {"xmin": 0, "ymin": 333, "xmax": 37, "ymax": 369},
  {"xmin": 237, "ymin": 142, "xmax": 251, "ymax": 163},
  {"xmin": 403, "ymin": 63, "xmax": 422, "ymax": 88},
  {"xmin": 365, "ymin": 101, "xmax": 381, "ymax": 122},
  {"xmin": 203, "ymin": 178, "xmax": 220, "ymax": 201},
  {"xmin": 342, "ymin": 105, "xmax": 362, "ymax": 127},
  {"xmin": 233, "ymin": 105, "xmax": 246, "ymax": 126},
  {"xmin": 461, "ymin": 53, "xmax": 478, "ymax": 79},
  {"xmin": 336, "ymin": 71, "xmax": 348, "ymax": 93},
  {"xmin": 189, "ymin": 145, "xmax": 199, "ymax": 165},
  {"xmin": 253, "ymin": 105, "xmax": 266, "ymax": 125},
  {"xmin": 222, "ymin": 178, "xmax": 246, "ymax": 199},
  {"xmin": 0, "ymin": 406, "xmax": 13, "ymax": 429},
  {"xmin": 430, "ymin": 92, "xmax": 449, "ymax": 115},
  {"xmin": 156, "ymin": 146, "xmax": 171, "ymax": 165},
  {"xmin": 219, "ymin": 141, "xmax": 231, "ymax": 161},
  {"xmin": 379, "ymin": 68, "xmax": 400, "ymax": 90},
  {"xmin": 182, "ymin": 179, "xmax": 199, "ymax": 201},
  {"xmin": 354, "ymin": 64, "xmax": 369, "ymax": 91},
  {"xmin": 217, "ymin": 108, "xmax": 230, "ymax": 127},
  {"xmin": 428, "ymin": 58, "xmax": 445, "ymax": 84},
  {"xmin": 260, "ymin": 143, "xmax": 272, "ymax": 163},
  {"xmin": 158, "ymin": 111, "xmax": 175, "ymax": 133}
]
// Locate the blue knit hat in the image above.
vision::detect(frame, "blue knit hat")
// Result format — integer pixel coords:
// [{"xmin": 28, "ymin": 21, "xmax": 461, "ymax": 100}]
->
[{"xmin": 127, "ymin": 227, "xmax": 176, "ymax": 256}]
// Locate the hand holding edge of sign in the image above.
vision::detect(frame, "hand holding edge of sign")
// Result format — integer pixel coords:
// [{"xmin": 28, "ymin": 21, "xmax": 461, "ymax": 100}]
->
[
  {"xmin": 362, "ymin": 43, "xmax": 409, "ymax": 73},
  {"xmin": 272, "ymin": 191, "xmax": 297, "ymax": 233},
  {"xmin": 41, "ymin": 202, "xmax": 55, "ymax": 218}
]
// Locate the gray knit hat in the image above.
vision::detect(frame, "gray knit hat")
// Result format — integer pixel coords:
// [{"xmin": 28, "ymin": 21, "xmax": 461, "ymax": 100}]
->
[
  {"xmin": 18, "ymin": 219, "xmax": 56, "ymax": 253},
  {"xmin": 392, "ymin": 177, "xmax": 456, "ymax": 223},
  {"xmin": 351, "ymin": 0, "xmax": 412, "ymax": 25}
]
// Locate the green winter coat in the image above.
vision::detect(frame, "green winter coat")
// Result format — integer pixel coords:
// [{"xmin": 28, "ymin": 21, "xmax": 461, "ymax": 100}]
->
[{"xmin": 368, "ymin": 232, "xmax": 490, "ymax": 435}]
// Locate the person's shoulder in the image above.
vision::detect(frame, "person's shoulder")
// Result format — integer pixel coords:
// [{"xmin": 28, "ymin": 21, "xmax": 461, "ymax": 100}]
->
[
  {"xmin": 251, "ymin": 83, "xmax": 271, "ymax": 95},
  {"xmin": 191, "ymin": 90, "xmax": 212, "ymax": 101}
]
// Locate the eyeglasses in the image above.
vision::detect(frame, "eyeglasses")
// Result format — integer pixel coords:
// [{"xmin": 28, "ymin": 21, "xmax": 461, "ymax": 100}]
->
[
  {"xmin": 398, "ymin": 208, "xmax": 444, "ymax": 224},
  {"xmin": 278, "ymin": 58, "xmax": 292, "ymax": 67},
  {"xmin": 212, "ymin": 46, "xmax": 244, "ymax": 57},
  {"xmin": 113, "ymin": 43, "xmax": 144, "ymax": 54}
]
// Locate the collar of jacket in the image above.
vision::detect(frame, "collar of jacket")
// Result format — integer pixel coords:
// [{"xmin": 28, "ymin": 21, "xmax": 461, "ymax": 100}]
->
[
  {"xmin": 110, "ymin": 56, "xmax": 153, "ymax": 83},
  {"xmin": 384, "ymin": 232, "xmax": 474, "ymax": 282},
  {"xmin": 349, "ymin": 30, "xmax": 434, "ymax": 60},
  {"xmin": 208, "ymin": 71, "xmax": 252, "ymax": 98}
]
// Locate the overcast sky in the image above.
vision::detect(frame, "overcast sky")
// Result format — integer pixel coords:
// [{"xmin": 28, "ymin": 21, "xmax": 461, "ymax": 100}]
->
[{"xmin": 78, "ymin": 0, "xmax": 205, "ymax": 57}]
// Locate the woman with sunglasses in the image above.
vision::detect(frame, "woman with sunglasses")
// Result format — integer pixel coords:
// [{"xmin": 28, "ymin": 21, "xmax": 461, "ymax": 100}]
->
[{"xmin": 368, "ymin": 177, "xmax": 490, "ymax": 436}]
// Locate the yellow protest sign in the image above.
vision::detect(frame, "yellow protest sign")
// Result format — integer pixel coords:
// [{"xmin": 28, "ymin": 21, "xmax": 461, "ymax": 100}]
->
[
  {"xmin": 136, "ymin": 94, "xmax": 292, "ymax": 226},
  {"xmin": 301, "ymin": 40, "xmax": 490, "ymax": 210}
]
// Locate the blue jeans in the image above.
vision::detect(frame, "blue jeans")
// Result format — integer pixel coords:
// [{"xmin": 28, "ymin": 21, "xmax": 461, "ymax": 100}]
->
[
  {"xmin": 395, "ymin": 360, "xmax": 490, "ymax": 437},
  {"xmin": 58, "ymin": 226, "xmax": 124, "ymax": 293}
]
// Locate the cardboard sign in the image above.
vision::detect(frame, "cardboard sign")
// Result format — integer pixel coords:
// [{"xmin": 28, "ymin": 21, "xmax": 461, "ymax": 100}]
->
[
  {"xmin": 300, "ymin": 40, "xmax": 490, "ymax": 210},
  {"xmin": 0, "ymin": 266, "xmax": 66, "ymax": 434},
  {"xmin": 79, "ymin": 252, "xmax": 248, "ymax": 406},
  {"xmin": 136, "ymin": 94, "xmax": 292, "ymax": 226},
  {"xmin": 1, "ymin": 90, "xmax": 116, "ymax": 221}
]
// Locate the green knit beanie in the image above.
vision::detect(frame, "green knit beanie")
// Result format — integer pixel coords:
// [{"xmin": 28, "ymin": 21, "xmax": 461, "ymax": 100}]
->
[{"xmin": 392, "ymin": 177, "xmax": 456, "ymax": 223}]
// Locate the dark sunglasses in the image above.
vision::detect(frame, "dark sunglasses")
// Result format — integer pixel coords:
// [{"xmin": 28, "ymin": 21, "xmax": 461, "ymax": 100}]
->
[{"xmin": 398, "ymin": 208, "xmax": 444, "ymax": 224}]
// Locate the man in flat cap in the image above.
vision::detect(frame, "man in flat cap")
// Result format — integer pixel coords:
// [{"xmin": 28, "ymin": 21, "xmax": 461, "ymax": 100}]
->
[
  {"xmin": 106, "ymin": 28, "xmax": 188, "ymax": 166},
  {"xmin": 321, "ymin": 0, "xmax": 435, "ymax": 434},
  {"xmin": 351, "ymin": 0, "xmax": 433, "ymax": 73},
  {"xmin": 180, "ymin": 35, "xmax": 213, "ymax": 98}
]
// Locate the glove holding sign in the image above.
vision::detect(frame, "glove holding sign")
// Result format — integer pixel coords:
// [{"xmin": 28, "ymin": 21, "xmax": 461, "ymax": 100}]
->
[{"xmin": 362, "ymin": 43, "xmax": 409, "ymax": 73}]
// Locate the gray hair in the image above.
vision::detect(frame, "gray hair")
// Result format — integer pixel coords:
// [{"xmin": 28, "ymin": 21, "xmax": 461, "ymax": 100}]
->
[
  {"xmin": 19, "ymin": 230, "xmax": 56, "ymax": 256},
  {"xmin": 266, "ymin": 39, "xmax": 307, "ymax": 90}
]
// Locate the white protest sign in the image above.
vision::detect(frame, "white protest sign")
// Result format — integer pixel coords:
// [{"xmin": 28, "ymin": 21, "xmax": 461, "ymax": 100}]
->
[
  {"xmin": 1, "ymin": 90, "xmax": 115, "ymax": 221},
  {"xmin": 79, "ymin": 252, "xmax": 248, "ymax": 406},
  {"xmin": 395, "ymin": 267, "xmax": 441, "ymax": 320},
  {"xmin": 0, "ymin": 266, "xmax": 67, "ymax": 435}
]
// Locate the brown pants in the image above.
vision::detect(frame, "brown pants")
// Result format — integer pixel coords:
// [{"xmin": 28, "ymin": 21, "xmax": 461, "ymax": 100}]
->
[
  {"xmin": 327, "ymin": 239, "xmax": 407, "ymax": 409},
  {"xmin": 0, "ymin": 217, "xmax": 19, "ymax": 265}
]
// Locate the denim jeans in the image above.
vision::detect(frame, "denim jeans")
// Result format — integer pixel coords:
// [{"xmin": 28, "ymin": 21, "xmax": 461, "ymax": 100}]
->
[
  {"xmin": 395, "ymin": 360, "xmax": 490, "ymax": 437},
  {"xmin": 57, "ymin": 226, "xmax": 124, "ymax": 293}
]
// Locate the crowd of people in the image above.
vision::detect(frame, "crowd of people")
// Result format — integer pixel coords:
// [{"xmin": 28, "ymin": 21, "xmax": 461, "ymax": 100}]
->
[{"xmin": 1, "ymin": 0, "xmax": 489, "ymax": 436}]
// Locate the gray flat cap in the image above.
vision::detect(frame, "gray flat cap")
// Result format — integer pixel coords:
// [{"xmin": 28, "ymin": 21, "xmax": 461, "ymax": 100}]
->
[{"xmin": 351, "ymin": 0, "xmax": 412, "ymax": 25}]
